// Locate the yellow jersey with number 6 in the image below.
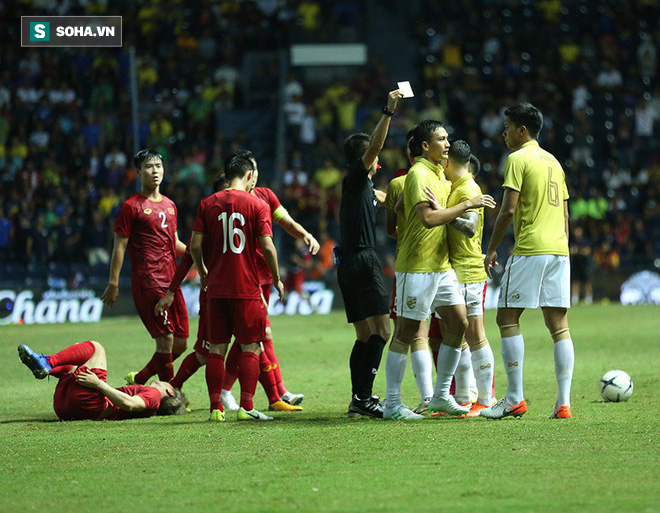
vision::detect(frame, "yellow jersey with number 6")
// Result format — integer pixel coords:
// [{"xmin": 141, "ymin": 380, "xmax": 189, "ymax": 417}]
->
[{"xmin": 502, "ymin": 140, "xmax": 569, "ymax": 256}]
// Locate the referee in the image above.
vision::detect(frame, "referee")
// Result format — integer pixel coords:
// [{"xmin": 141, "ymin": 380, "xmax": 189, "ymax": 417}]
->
[{"xmin": 337, "ymin": 89, "xmax": 404, "ymax": 418}]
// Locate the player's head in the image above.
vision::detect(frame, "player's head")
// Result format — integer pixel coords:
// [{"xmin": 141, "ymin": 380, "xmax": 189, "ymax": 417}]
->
[
  {"xmin": 406, "ymin": 129, "xmax": 421, "ymax": 166},
  {"xmin": 224, "ymin": 154, "xmax": 255, "ymax": 187},
  {"xmin": 468, "ymin": 154, "xmax": 481, "ymax": 177},
  {"xmin": 445, "ymin": 140, "xmax": 471, "ymax": 181},
  {"xmin": 149, "ymin": 381, "xmax": 189, "ymax": 416},
  {"xmin": 503, "ymin": 102, "xmax": 543, "ymax": 149},
  {"xmin": 228, "ymin": 149, "xmax": 258, "ymax": 191},
  {"xmin": 344, "ymin": 133, "xmax": 371, "ymax": 165},
  {"xmin": 213, "ymin": 172, "xmax": 227, "ymax": 192},
  {"xmin": 410, "ymin": 120, "xmax": 449, "ymax": 164},
  {"xmin": 134, "ymin": 149, "xmax": 164, "ymax": 188}
]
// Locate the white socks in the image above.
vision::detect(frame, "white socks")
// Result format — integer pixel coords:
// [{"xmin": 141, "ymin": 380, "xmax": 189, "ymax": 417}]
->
[
  {"xmin": 410, "ymin": 349, "xmax": 434, "ymax": 402},
  {"xmin": 471, "ymin": 344, "xmax": 494, "ymax": 406},
  {"xmin": 501, "ymin": 334, "xmax": 525, "ymax": 405},
  {"xmin": 554, "ymin": 338, "xmax": 574, "ymax": 407},
  {"xmin": 434, "ymin": 344, "xmax": 462, "ymax": 400},
  {"xmin": 453, "ymin": 348, "xmax": 472, "ymax": 404},
  {"xmin": 385, "ymin": 350, "xmax": 408, "ymax": 408}
]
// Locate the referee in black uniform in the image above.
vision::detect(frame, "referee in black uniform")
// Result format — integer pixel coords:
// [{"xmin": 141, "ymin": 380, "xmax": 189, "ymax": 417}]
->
[{"xmin": 337, "ymin": 89, "xmax": 404, "ymax": 418}]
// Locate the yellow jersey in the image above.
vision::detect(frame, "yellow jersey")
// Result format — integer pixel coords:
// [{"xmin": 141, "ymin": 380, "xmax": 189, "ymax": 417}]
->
[
  {"xmin": 385, "ymin": 175, "xmax": 406, "ymax": 255},
  {"xmin": 447, "ymin": 174, "xmax": 488, "ymax": 283},
  {"xmin": 503, "ymin": 140, "xmax": 569, "ymax": 256},
  {"xmin": 395, "ymin": 157, "xmax": 452, "ymax": 273}
]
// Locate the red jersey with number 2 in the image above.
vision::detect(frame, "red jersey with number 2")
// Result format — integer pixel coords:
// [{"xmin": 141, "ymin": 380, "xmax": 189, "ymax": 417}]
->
[
  {"xmin": 253, "ymin": 187, "xmax": 283, "ymax": 285},
  {"xmin": 115, "ymin": 193, "xmax": 178, "ymax": 290},
  {"xmin": 192, "ymin": 189, "xmax": 272, "ymax": 299}
]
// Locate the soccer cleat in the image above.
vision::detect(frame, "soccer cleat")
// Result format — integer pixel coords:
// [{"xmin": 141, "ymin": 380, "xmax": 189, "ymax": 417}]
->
[
  {"xmin": 479, "ymin": 398, "xmax": 527, "ymax": 420},
  {"xmin": 413, "ymin": 399, "xmax": 431, "ymax": 414},
  {"xmin": 467, "ymin": 402, "xmax": 491, "ymax": 418},
  {"xmin": 124, "ymin": 371, "xmax": 138, "ymax": 385},
  {"xmin": 347, "ymin": 395, "xmax": 384, "ymax": 419},
  {"xmin": 281, "ymin": 391, "xmax": 304, "ymax": 406},
  {"xmin": 18, "ymin": 345, "xmax": 52, "ymax": 379},
  {"xmin": 428, "ymin": 396, "xmax": 471, "ymax": 416},
  {"xmin": 383, "ymin": 403, "xmax": 424, "ymax": 420},
  {"xmin": 237, "ymin": 407, "xmax": 273, "ymax": 421},
  {"xmin": 550, "ymin": 405, "xmax": 573, "ymax": 419},
  {"xmin": 221, "ymin": 390, "xmax": 240, "ymax": 411},
  {"xmin": 268, "ymin": 400, "xmax": 303, "ymax": 412},
  {"xmin": 209, "ymin": 409, "xmax": 225, "ymax": 422}
]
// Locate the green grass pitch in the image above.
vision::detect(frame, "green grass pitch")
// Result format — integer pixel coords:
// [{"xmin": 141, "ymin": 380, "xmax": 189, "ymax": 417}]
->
[{"xmin": 1, "ymin": 304, "xmax": 658, "ymax": 512}]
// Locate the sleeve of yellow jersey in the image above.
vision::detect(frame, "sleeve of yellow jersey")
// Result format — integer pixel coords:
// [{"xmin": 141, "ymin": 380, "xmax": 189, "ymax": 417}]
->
[
  {"xmin": 405, "ymin": 170, "xmax": 430, "ymax": 208},
  {"xmin": 502, "ymin": 154, "xmax": 523, "ymax": 192},
  {"xmin": 562, "ymin": 170, "xmax": 570, "ymax": 200},
  {"xmin": 384, "ymin": 179, "xmax": 403, "ymax": 211}
]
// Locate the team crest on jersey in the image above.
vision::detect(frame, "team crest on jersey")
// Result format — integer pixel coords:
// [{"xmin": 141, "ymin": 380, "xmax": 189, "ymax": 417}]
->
[
  {"xmin": 406, "ymin": 296, "xmax": 417, "ymax": 309},
  {"xmin": 167, "ymin": 207, "xmax": 175, "ymax": 215},
  {"xmin": 143, "ymin": 209, "xmax": 152, "ymax": 215}
]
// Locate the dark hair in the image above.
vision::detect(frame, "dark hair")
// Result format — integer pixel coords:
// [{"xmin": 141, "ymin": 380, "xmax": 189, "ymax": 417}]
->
[
  {"xmin": 157, "ymin": 389, "xmax": 188, "ymax": 416},
  {"xmin": 448, "ymin": 140, "xmax": 471, "ymax": 165},
  {"xmin": 133, "ymin": 149, "xmax": 162, "ymax": 170},
  {"xmin": 468, "ymin": 154, "xmax": 481, "ymax": 176},
  {"xmin": 344, "ymin": 133, "xmax": 370, "ymax": 163},
  {"xmin": 224, "ymin": 149, "xmax": 256, "ymax": 170},
  {"xmin": 213, "ymin": 172, "xmax": 226, "ymax": 192},
  {"xmin": 504, "ymin": 102, "xmax": 543, "ymax": 138},
  {"xmin": 406, "ymin": 129, "xmax": 422, "ymax": 158},
  {"xmin": 225, "ymin": 155, "xmax": 254, "ymax": 181},
  {"xmin": 410, "ymin": 120, "xmax": 443, "ymax": 157}
]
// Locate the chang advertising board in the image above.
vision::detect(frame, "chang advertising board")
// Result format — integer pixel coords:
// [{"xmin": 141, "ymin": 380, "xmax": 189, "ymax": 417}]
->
[{"xmin": 0, "ymin": 289, "xmax": 104, "ymax": 325}]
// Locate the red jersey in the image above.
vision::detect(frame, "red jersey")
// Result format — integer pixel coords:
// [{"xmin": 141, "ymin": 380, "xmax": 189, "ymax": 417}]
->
[
  {"xmin": 104, "ymin": 385, "xmax": 161, "ymax": 420},
  {"xmin": 253, "ymin": 187, "xmax": 284, "ymax": 285},
  {"xmin": 192, "ymin": 189, "xmax": 272, "ymax": 299},
  {"xmin": 115, "ymin": 193, "xmax": 178, "ymax": 290}
]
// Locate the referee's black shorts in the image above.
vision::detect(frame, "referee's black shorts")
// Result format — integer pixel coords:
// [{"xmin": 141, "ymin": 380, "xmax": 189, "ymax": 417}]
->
[{"xmin": 337, "ymin": 248, "xmax": 389, "ymax": 324}]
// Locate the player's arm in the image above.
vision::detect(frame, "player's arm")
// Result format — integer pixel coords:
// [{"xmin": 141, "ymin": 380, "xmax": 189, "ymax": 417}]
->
[
  {"xmin": 276, "ymin": 210, "xmax": 320, "ymax": 255},
  {"xmin": 259, "ymin": 235, "xmax": 284, "ymax": 299},
  {"xmin": 75, "ymin": 370, "xmax": 147, "ymax": 412},
  {"xmin": 102, "ymin": 234, "xmax": 129, "ymax": 308},
  {"xmin": 386, "ymin": 209, "xmax": 397, "ymax": 239},
  {"xmin": 174, "ymin": 232, "xmax": 187, "ymax": 257},
  {"xmin": 361, "ymin": 89, "xmax": 404, "ymax": 170},
  {"xmin": 449, "ymin": 211, "xmax": 479, "ymax": 238},
  {"xmin": 155, "ymin": 249, "xmax": 194, "ymax": 315},
  {"xmin": 484, "ymin": 187, "xmax": 519, "ymax": 278},
  {"xmin": 190, "ymin": 231, "xmax": 207, "ymax": 289},
  {"xmin": 564, "ymin": 200, "xmax": 570, "ymax": 239},
  {"xmin": 415, "ymin": 194, "xmax": 495, "ymax": 229},
  {"xmin": 374, "ymin": 189, "xmax": 387, "ymax": 205}
]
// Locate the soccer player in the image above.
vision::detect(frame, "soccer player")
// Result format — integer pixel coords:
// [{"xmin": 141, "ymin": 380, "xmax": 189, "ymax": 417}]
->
[
  {"xmin": 102, "ymin": 149, "xmax": 189, "ymax": 385},
  {"xmin": 190, "ymin": 154, "xmax": 284, "ymax": 422},
  {"xmin": 17, "ymin": 342, "xmax": 187, "ymax": 421},
  {"xmin": 384, "ymin": 131, "xmax": 434, "ymax": 415},
  {"xmin": 481, "ymin": 103, "xmax": 574, "ymax": 420},
  {"xmin": 439, "ymin": 141, "xmax": 495, "ymax": 416},
  {"xmin": 337, "ymin": 89, "xmax": 404, "ymax": 418},
  {"xmin": 385, "ymin": 120, "xmax": 495, "ymax": 420}
]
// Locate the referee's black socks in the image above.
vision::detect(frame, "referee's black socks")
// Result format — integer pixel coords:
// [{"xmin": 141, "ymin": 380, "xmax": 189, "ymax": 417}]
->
[
  {"xmin": 349, "ymin": 340, "xmax": 366, "ymax": 397},
  {"xmin": 357, "ymin": 335, "xmax": 387, "ymax": 400}
]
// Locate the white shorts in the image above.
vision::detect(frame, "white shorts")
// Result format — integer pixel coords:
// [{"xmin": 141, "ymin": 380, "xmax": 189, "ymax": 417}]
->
[
  {"xmin": 459, "ymin": 281, "xmax": 486, "ymax": 317},
  {"xmin": 498, "ymin": 255, "xmax": 570, "ymax": 309},
  {"xmin": 395, "ymin": 270, "xmax": 465, "ymax": 321}
]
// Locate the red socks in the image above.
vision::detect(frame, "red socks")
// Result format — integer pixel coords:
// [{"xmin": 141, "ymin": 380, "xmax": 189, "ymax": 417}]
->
[
  {"xmin": 171, "ymin": 352, "xmax": 202, "ymax": 389},
  {"xmin": 222, "ymin": 342, "xmax": 240, "ymax": 392},
  {"xmin": 47, "ymin": 340, "xmax": 95, "ymax": 368},
  {"xmin": 238, "ymin": 351, "xmax": 260, "ymax": 411},
  {"xmin": 263, "ymin": 339, "xmax": 286, "ymax": 397},
  {"xmin": 135, "ymin": 352, "xmax": 173, "ymax": 384},
  {"xmin": 206, "ymin": 353, "xmax": 226, "ymax": 411},
  {"xmin": 259, "ymin": 351, "xmax": 281, "ymax": 404}
]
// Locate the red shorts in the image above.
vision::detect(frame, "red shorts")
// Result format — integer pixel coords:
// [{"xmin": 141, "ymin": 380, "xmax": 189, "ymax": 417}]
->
[
  {"xmin": 53, "ymin": 366, "xmax": 108, "ymax": 421},
  {"xmin": 193, "ymin": 287, "xmax": 210, "ymax": 356},
  {"xmin": 133, "ymin": 287, "xmax": 189, "ymax": 340},
  {"xmin": 261, "ymin": 283, "xmax": 271, "ymax": 328},
  {"xmin": 389, "ymin": 276, "xmax": 397, "ymax": 320},
  {"xmin": 207, "ymin": 297, "xmax": 267, "ymax": 345}
]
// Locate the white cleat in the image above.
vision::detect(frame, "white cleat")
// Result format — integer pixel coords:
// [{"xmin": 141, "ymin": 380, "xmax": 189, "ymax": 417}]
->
[
  {"xmin": 412, "ymin": 399, "xmax": 431, "ymax": 414},
  {"xmin": 428, "ymin": 396, "xmax": 471, "ymax": 416},
  {"xmin": 281, "ymin": 391, "xmax": 304, "ymax": 406},
  {"xmin": 479, "ymin": 397, "xmax": 527, "ymax": 420},
  {"xmin": 383, "ymin": 403, "xmax": 424, "ymax": 420},
  {"xmin": 221, "ymin": 390, "xmax": 240, "ymax": 411},
  {"xmin": 237, "ymin": 407, "xmax": 273, "ymax": 421}
]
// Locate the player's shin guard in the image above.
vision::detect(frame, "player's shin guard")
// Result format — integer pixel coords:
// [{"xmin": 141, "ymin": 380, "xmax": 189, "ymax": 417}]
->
[
  {"xmin": 259, "ymin": 351, "xmax": 281, "ymax": 404},
  {"xmin": 358, "ymin": 335, "xmax": 386, "ymax": 400},
  {"xmin": 221, "ymin": 342, "xmax": 240, "ymax": 391},
  {"xmin": 171, "ymin": 351, "xmax": 202, "ymax": 390},
  {"xmin": 263, "ymin": 339, "xmax": 286, "ymax": 397},
  {"xmin": 154, "ymin": 352, "xmax": 174, "ymax": 382},
  {"xmin": 501, "ymin": 328, "xmax": 525, "ymax": 405},
  {"xmin": 206, "ymin": 353, "xmax": 226, "ymax": 412},
  {"xmin": 47, "ymin": 340, "xmax": 95, "ymax": 368},
  {"xmin": 238, "ymin": 351, "xmax": 260, "ymax": 411}
]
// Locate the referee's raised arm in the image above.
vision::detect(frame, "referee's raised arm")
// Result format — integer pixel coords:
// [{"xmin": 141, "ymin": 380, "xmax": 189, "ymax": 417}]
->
[{"xmin": 361, "ymin": 89, "xmax": 405, "ymax": 171}]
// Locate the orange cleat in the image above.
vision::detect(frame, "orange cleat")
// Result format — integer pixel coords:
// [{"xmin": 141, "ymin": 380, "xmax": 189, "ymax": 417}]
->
[
  {"xmin": 550, "ymin": 405, "xmax": 572, "ymax": 419},
  {"xmin": 467, "ymin": 402, "xmax": 491, "ymax": 417},
  {"xmin": 268, "ymin": 400, "xmax": 303, "ymax": 412}
]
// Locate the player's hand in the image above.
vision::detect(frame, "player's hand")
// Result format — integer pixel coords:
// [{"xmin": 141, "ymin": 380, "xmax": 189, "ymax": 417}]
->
[
  {"xmin": 467, "ymin": 194, "xmax": 497, "ymax": 210},
  {"xmin": 386, "ymin": 89, "xmax": 405, "ymax": 112},
  {"xmin": 155, "ymin": 290, "xmax": 175, "ymax": 316},
  {"xmin": 274, "ymin": 279, "xmax": 284, "ymax": 300},
  {"xmin": 75, "ymin": 369, "xmax": 103, "ymax": 389},
  {"xmin": 425, "ymin": 186, "xmax": 440, "ymax": 210},
  {"xmin": 101, "ymin": 284, "xmax": 119, "ymax": 308},
  {"xmin": 304, "ymin": 233, "xmax": 320, "ymax": 255},
  {"xmin": 484, "ymin": 250, "xmax": 498, "ymax": 279}
]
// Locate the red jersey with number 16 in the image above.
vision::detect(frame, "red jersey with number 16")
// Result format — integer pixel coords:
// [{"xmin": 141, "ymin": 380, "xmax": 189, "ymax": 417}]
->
[
  {"xmin": 192, "ymin": 189, "xmax": 272, "ymax": 299},
  {"xmin": 115, "ymin": 193, "xmax": 178, "ymax": 290}
]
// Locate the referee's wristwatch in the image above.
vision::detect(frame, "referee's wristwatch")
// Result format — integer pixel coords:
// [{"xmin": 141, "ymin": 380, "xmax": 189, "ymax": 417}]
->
[{"xmin": 382, "ymin": 106, "xmax": 394, "ymax": 117}]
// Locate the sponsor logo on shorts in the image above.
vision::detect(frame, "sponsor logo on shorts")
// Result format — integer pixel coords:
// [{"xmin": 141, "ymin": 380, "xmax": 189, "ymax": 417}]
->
[
  {"xmin": 143, "ymin": 208, "xmax": 152, "ymax": 215},
  {"xmin": 480, "ymin": 363, "xmax": 492, "ymax": 370},
  {"xmin": 406, "ymin": 296, "xmax": 417, "ymax": 309},
  {"xmin": 507, "ymin": 361, "xmax": 519, "ymax": 367},
  {"xmin": 468, "ymin": 301, "xmax": 479, "ymax": 307},
  {"xmin": 511, "ymin": 292, "xmax": 520, "ymax": 300}
]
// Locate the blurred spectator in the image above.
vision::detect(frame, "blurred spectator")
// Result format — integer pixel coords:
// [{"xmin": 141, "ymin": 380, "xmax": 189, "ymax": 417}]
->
[{"xmin": 594, "ymin": 240, "xmax": 620, "ymax": 272}]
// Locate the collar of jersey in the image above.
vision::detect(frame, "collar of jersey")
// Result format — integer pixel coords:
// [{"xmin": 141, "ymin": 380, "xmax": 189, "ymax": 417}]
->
[
  {"xmin": 413, "ymin": 156, "xmax": 443, "ymax": 177},
  {"xmin": 451, "ymin": 173, "xmax": 473, "ymax": 191},
  {"xmin": 518, "ymin": 140, "xmax": 539, "ymax": 150}
]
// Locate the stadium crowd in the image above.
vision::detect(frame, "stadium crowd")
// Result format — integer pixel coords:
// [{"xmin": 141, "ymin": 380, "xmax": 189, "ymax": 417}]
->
[{"xmin": 0, "ymin": 0, "xmax": 658, "ymax": 299}]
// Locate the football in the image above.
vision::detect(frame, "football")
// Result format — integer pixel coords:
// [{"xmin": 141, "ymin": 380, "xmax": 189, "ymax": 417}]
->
[{"xmin": 599, "ymin": 370, "xmax": 634, "ymax": 402}]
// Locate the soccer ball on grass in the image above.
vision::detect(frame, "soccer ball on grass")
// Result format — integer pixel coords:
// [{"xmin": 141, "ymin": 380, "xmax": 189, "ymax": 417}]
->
[{"xmin": 599, "ymin": 370, "xmax": 633, "ymax": 402}]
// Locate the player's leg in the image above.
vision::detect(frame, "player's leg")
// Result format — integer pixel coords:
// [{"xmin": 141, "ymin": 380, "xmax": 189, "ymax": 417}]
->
[
  {"xmin": 543, "ymin": 307, "xmax": 574, "ymax": 418},
  {"xmin": 453, "ymin": 339, "xmax": 472, "ymax": 407},
  {"xmin": 18, "ymin": 340, "xmax": 100, "ymax": 379},
  {"xmin": 428, "ymin": 315, "xmax": 443, "ymax": 370},
  {"xmin": 171, "ymin": 288, "xmax": 190, "ymax": 361},
  {"xmin": 262, "ymin": 325, "xmax": 304, "ymax": 406},
  {"xmin": 409, "ymin": 319, "xmax": 433, "ymax": 413},
  {"xmin": 205, "ymin": 297, "xmax": 232, "ymax": 421},
  {"xmin": 362, "ymin": 313, "xmax": 390, "ymax": 397},
  {"xmin": 349, "ymin": 319, "xmax": 370, "ymax": 395}
]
